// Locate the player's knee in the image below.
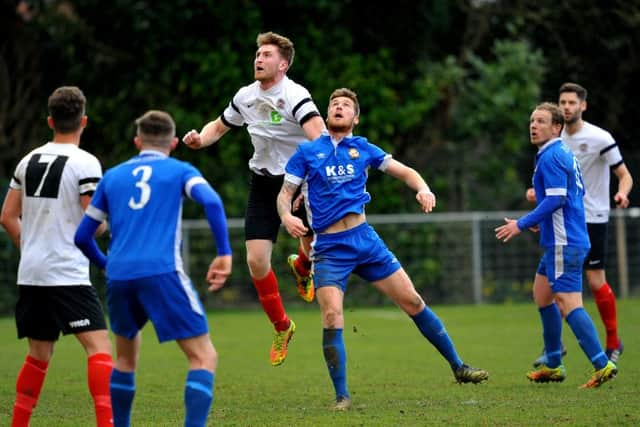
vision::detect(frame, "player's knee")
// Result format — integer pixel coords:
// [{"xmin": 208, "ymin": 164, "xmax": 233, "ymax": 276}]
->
[
  {"xmin": 399, "ymin": 293, "xmax": 424, "ymax": 314},
  {"xmin": 322, "ymin": 307, "xmax": 343, "ymax": 328},
  {"xmin": 185, "ymin": 342, "xmax": 217, "ymax": 371},
  {"xmin": 246, "ymin": 257, "xmax": 269, "ymax": 279}
]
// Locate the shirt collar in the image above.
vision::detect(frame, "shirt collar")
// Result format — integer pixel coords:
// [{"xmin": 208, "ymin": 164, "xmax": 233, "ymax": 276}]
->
[
  {"xmin": 325, "ymin": 131, "xmax": 354, "ymax": 148},
  {"xmin": 138, "ymin": 149, "xmax": 168, "ymax": 158},
  {"xmin": 538, "ymin": 137, "xmax": 561, "ymax": 153}
]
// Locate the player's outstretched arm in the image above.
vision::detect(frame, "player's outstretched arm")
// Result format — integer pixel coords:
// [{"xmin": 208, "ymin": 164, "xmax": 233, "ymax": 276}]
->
[
  {"xmin": 182, "ymin": 117, "xmax": 231, "ymax": 149},
  {"xmin": 383, "ymin": 159, "xmax": 435, "ymax": 213},
  {"xmin": 494, "ymin": 217, "xmax": 522, "ymax": 243}
]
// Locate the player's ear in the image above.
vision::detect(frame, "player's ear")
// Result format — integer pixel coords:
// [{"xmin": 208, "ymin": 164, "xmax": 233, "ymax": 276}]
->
[
  {"xmin": 80, "ymin": 115, "xmax": 88, "ymax": 129},
  {"xmin": 169, "ymin": 137, "xmax": 179, "ymax": 152},
  {"xmin": 353, "ymin": 116, "xmax": 359, "ymax": 126},
  {"xmin": 47, "ymin": 116, "xmax": 55, "ymax": 130},
  {"xmin": 133, "ymin": 136, "xmax": 142, "ymax": 150}
]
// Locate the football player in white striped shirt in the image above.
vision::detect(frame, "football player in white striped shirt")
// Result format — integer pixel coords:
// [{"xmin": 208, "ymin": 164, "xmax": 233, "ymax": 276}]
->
[
  {"xmin": 183, "ymin": 32, "xmax": 326, "ymax": 366},
  {"xmin": 0, "ymin": 86, "xmax": 113, "ymax": 426}
]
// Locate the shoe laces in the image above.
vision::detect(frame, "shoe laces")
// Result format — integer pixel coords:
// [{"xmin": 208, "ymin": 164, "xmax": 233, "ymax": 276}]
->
[{"xmin": 273, "ymin": 327, "xmax": 290, "ymax": 350}]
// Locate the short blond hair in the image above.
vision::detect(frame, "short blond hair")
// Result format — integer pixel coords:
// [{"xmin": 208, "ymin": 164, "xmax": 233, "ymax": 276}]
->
[
  {"xmin": 256, "ymin": 32, "xmax": 295, "ymax": 67},
  {"xmin": 534, "ymin": 102, "xmax": 564, "ymax": 127}
]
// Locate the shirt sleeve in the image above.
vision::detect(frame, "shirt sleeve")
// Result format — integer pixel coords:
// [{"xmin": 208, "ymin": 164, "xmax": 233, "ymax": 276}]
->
[
  {"xmin": 601, "ymin": 144, "xmax": 623, "ymax": 168},
  {"xmin": 77, "ymin": 154, "xmax": 102, "ymax": 196},
  {"xmin": 541, "ymin": 153, "xmax": 569, "ymax": 197},
  {"xmin": 366, "ymin": 140, "xmax": 391, "ymax": 170},
  {"xmin": 517, "ymin": 195, "xmax": 565, "ymax": 230},
  {"xmin": 284, "ymin": 146, "xmax": 307, "ymax": 184},
  {"xmin": 9, "ymin": 158, "xmax": 27, "ymax": 190},
  {"xmin": 86, "ymin": 176, "xmax": 109, "ymax": 222},
  {"xmin": 189, "ymin": 180, "xmax": 232, "ymax": 256},
  {"xmin": 288, "ymin": 84, "xmax": 321, "ymax": 125},
  {"xmin": 221, "ymin": 90, "xmax": 245, "ymax": 128}
]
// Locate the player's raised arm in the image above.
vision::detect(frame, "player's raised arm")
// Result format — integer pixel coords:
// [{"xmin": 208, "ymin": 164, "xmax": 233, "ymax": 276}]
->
[{"xmin": 182, "ymin": 117, "xmax": 231, "ymax": 149}]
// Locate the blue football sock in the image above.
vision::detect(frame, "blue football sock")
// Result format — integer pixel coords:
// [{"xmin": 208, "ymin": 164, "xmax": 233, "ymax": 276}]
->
[
  {"xmin": 566, "ymin": 307, "xmax": 609, "ymax": 370},
  {"xmin": 322, "ymin": 328, "xmax": 349, "ymax": 399},
  {"xmin": 184, "ymin": 369, "xmax": 214, "ymax": 427},
  {"xmin": 110, "ymin": 369, "xmax": 135, "ymax": 427},
  {"xmin": 539, "ymin": 303, "xmax": 563, "ymax": 368},
  {"xmin": 411, "ymin": 306, "xmax": 463, "ymax": 369}
]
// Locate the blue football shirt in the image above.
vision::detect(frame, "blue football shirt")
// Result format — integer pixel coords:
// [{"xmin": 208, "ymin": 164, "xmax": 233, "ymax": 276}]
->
[
  {"xmin": 86, "ymin": 150, "xmax": 208, "ymax": 279},
  {"xmin": 529, "ymin": 138, "xmax": 590, "ymax": 248},
  {"xmin": 285, "ymin": 134, "xmax": 391, "ymax": 232}
]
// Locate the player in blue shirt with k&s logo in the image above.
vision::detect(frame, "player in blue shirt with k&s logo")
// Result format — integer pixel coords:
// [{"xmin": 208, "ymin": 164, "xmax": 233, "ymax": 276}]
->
[{"xmin": 277, "ymin": 88, "xmax": 488, "ymax": 411}]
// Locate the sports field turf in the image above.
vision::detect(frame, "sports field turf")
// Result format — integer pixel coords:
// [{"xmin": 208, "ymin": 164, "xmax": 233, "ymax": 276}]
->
[{"xmin": 1, "ymin": 299, "xmax": 638, "ymax": 426}]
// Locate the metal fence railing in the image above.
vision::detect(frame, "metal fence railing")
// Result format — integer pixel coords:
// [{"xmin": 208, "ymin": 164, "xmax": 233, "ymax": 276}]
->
[{"xmin": 1, "ymin": 210, "xmax": 639, "ymax": 313}]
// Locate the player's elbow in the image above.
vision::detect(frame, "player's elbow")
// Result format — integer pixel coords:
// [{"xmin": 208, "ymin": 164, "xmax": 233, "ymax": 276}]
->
[{"xmin": 74, "ymin": 229, "xmax": 87, "ymax": 249}]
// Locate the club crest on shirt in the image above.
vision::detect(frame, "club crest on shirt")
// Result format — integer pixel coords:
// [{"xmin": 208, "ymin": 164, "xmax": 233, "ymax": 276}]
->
[
  {"xmin": 579, "ymin": 143, "xmax": 588, "ymax": 152},
  {"xmin": 348, "ymin": 148, "xmax": 359, "ymax": 159},
  {"xmin": 276, "ymin": 98, "xmax": 285, "ymax": 109}
]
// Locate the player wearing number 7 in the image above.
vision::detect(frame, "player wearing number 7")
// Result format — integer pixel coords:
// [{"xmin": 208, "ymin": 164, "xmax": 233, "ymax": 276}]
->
[
  {"xmin": 1, "ymin": 86, "xmax": 114, "ymax": 427},
  {"xmin": 74, "ymin": 110, "xmax": 232, "ymax": 427}
]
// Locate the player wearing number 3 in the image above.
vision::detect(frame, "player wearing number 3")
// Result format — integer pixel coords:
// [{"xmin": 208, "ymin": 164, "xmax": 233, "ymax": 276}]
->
[
  {"xmin": 1, "ymin": 86, "xmax": 114, "ymax": 427},
  {"xmin": 75, "ymin": 110, "xmax": 232, "ymax": 427}
]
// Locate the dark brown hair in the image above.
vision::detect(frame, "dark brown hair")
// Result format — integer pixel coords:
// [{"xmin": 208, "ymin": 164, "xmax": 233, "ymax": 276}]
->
[
  {"xmin": 559, "ymin": 82, "xmax": 587, "ymax": 102},
  {"xmin": 48, "ymin": 86, "xmax": 86, "ymax": 133},
  {"xmin": 135, "ymin": 110, "xmax": 175, "ymax": 147}
]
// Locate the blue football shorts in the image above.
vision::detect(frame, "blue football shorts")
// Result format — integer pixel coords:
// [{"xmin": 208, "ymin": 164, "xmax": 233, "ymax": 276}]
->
[
  {"xmin": 312, "ymin": 222, "xmax": 401, "ymax": 292},
  {"xmin": 107, "ymin": 271, "xmax": 208, "ymax": 342},
  {"xmin": 536, "ymin": 245, "xmax": 589, "ymax": 293}
]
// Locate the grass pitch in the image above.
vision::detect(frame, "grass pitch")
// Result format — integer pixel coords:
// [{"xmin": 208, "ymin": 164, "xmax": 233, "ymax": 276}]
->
[{"xmin": 0, "ymin": 299, "xmax": 638, "ymax": 426}]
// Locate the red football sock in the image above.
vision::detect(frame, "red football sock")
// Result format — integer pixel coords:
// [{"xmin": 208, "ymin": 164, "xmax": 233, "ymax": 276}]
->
[
  {"xmin": 88, "ymin": 352, "xmax": 114, "ymax": 427},
  {"xmin": 593, "ymin": 283, "xmax": 619, "ymax": 349},
  {"xmin": 253, "ymin": 270, "xmax": 289, "ymax": 331},
  {"xmin": 12, "ymin": 355, "xmax": 49, "ymax": 427},
  {"xmin": 295, "ymin": 245, "xmax": 312, "ymax": 277}
]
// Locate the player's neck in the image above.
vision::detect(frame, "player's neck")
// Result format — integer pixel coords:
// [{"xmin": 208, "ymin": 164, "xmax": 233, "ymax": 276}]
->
[
  {"xmin": 52, "ymin": 132, "xmax": 81, "ymax": 146},
  {"xmin": 329, "ymin": 130, "xmax": 351, "ymax": 142},
  {"xmin": 564, "ymin": 118, "xmax": 583, "ymax": 136},
  {"xmin": 259, "ymin": 73, "xmax": 285, "ymax": 91}
]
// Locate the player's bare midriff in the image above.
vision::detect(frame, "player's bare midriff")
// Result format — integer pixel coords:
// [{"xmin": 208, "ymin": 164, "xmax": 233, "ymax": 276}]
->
[{"xmin": 322, "ymin": 212, "xmax": 366, "ymax": 234}]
